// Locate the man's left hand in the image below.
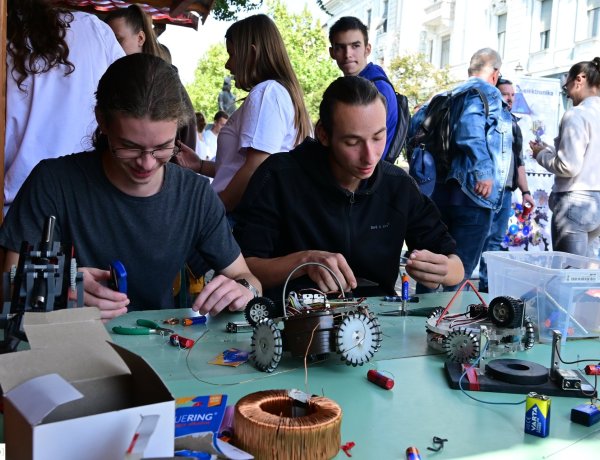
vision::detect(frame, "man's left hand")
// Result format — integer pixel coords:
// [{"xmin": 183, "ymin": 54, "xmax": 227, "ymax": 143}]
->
[
  {"xmin": 474, "ymin": 179, "xmax": 493, "ymax": 198},
  {"xmin": 191, "ymin": 275, "xmax": 254, "ymax": 316},
  {"xmin": 405, "ymin": 249, "xmax": 449, "ymax": 289}
]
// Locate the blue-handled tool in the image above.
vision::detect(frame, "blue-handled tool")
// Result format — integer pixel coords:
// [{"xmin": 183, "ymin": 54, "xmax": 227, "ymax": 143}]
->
[{"xmin": 109, "ymin": 260, "xmax": 127, "ymax": 294}]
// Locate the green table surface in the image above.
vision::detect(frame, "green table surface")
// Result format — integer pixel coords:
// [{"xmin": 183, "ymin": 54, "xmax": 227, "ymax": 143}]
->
[{"xmin": 105, "ymin": 292, "xmax": 600, "ymax": 460}]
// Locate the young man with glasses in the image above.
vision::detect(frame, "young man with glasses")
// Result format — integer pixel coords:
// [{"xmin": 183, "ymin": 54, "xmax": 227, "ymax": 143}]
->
[{"xmin": 0, "ymin": 54, "xmax": 261, "ymax": 320}]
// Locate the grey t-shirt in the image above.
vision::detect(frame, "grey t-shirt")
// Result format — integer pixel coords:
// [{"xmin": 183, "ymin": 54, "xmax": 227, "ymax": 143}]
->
[{"xmin": 0, "ymin": 151, "xmax": 240, "ymax": 310}]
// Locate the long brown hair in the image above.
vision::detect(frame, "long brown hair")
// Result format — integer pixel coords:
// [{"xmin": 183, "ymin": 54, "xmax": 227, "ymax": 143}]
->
[
  {"xmin": 225, "ymin": 14, "xmax": 311, "ymax": 145},
  {"xmin": 105, "ymin": 4, "xmax": 167, "ymax": 60},
  {"xmin": 7, "ymin": 0, "xmax": 75, "ymax": 91},
  {"xmin": 93, "ymin": 54, "xmax": 189, "ymax": 152}
]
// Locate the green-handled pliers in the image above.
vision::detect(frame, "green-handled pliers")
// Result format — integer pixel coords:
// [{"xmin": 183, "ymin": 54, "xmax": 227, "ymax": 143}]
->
[{"xmin": 112, "ymin": 319, "xmax": 174, "ymax": 335}]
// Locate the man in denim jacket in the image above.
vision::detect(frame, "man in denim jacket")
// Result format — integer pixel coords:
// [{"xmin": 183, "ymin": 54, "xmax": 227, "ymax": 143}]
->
[{"xmin": 421, "ymin": 48, "xmax": 513, "ymax": 292}]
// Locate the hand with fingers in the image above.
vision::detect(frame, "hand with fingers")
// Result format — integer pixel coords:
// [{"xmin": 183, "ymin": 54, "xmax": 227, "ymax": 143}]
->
[
  {"xmin": 192, "ymin": 274, "xmax": 255, "ymax": 316},
  {"xmin": 474, "ymin": 179, "xmax": 493, "ymax": 198},
  {"xmin": 78, "ymin": 267, "xmax": 129, "ymax": 321},
  {"xmin": 172, "ymin": 141, "xmax": 202, "ymax": 172},
  {"xmin": 405, "ymin": 250, "xmax": 450, "ymax": 290},
  {"xmin": 302, "ymin": 250, "xmax": 357, "ymax": 293}
]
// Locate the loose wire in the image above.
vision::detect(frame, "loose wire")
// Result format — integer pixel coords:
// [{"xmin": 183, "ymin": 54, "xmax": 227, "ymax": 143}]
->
[{"xmin": 458, "ymin": 340, "xmax": 526, "ymax": 405}]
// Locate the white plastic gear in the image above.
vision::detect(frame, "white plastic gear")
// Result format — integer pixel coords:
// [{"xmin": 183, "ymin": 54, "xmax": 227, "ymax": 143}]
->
[
  {"xmin": 443, "ymin": 328, "xmax": 480, "ymax": 363},
  {"xmin": 522, "ymin": 316, "xmax": 536, "ymax": 350},
  {"xmin": 368, "ymin": 312, "xmax": 383, "ymax": 351},
  {"xmin": 250, "ymin": 319, "xmax": 283, "ymax": 372},
  {"xmin": 9, "ymin": 265, "xmax": 17, "ymax": 285},
  {"xmin": 335, "ymin": 312, "xmax": 379, "ymax": 366},
  {"xmin": 70, "ymin": 258, "xmax": 77, "ymax": 291}
]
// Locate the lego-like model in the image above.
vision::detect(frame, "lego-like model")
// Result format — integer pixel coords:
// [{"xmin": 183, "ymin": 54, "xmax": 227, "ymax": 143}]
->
[
  {"xmin": 245, "ymin": 263, "xmax": 382, "ymax": 372},
  {"xmin": 0, "ymin": 216, "xmax": 84, "ymax": 353},
  {"xmin": 425, "ymin": 287, "xmax": 535, "ymax": 363}
]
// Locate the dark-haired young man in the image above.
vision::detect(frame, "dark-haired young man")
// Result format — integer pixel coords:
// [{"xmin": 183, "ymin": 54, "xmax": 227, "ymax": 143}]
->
[
  {"xmin": 328, "ymin": 16, "xmax": 399, "ymax": 162},
  {"xmin": 233, "ymin": 76, "xmax": 464, "ymax": 298}
]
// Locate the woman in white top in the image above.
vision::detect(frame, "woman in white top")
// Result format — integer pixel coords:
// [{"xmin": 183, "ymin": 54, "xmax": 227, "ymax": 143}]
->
[
  {"xmin": 531, "ymin": 57, "xmax": 600, "ymax": 257},
  {"xmin": 175, "ymin": 14, "xmax": 312, "ymax": 212},
  {"xmin": 4, "ymin": 0, "xmax": 124, "ymax": 215}
]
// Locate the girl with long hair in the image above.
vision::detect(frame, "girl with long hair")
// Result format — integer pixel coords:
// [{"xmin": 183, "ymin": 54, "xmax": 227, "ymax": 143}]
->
[
  {"xmin": 4, "ymin": 0, "xmax": 124, "ymax": 215},
  {"xmin": 176, "ymin": 14, "xmax": 312, "ymax": 212}
]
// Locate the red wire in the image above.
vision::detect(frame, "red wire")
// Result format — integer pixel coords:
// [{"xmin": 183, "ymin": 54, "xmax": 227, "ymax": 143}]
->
[{"xmin": 435, "ymin": 280, "xmax": 488, "ymax": 326}]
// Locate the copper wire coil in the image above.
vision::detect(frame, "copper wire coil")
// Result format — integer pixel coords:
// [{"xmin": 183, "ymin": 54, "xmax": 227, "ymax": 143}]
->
[
  {"xmin": 281, "ymin": 312, "xmax": 335, "ymax": 357},
  {"xmin": 234, "ymin": 390, "xmax": 342, "ymax": 460}
]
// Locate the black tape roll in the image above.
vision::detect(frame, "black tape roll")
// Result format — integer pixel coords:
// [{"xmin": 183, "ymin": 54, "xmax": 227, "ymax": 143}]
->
[{"xmin": 486, "ymin": 359, "xmax": 549, "ymax": 385}]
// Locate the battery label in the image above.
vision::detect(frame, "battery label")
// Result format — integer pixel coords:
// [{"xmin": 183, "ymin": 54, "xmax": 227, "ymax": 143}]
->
[{"xmin": 525, "ymin": 393, "xmax": 551, "ymax": 438}]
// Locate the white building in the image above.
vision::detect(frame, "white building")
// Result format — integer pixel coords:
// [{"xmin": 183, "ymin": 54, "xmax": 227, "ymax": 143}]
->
[{"xmin": 321, "ymin": 0, "xmax": 600, "ymax": 82}]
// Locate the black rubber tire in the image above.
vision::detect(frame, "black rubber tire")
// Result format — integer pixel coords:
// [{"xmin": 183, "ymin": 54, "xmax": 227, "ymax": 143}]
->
[{"xmin": 245, "ymin": 296, "xmax": 278, "ymax": 326}]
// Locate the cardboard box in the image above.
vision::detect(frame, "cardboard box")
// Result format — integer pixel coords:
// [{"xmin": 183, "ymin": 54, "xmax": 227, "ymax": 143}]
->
[{"xmin": 0, "ymin": 307, "xmax": 174, "ymax": 460}]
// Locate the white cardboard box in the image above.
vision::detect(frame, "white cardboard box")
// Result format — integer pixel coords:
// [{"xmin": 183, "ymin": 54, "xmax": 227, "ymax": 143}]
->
[{"xmin": 0, "ymin": 308, "xmax": 175, "ymax": 460}]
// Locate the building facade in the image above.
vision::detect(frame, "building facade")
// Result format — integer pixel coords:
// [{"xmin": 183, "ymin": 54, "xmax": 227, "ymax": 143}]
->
[{"xmin": 321, "ymin": 0, "xmax": 600, "ymax": 82}]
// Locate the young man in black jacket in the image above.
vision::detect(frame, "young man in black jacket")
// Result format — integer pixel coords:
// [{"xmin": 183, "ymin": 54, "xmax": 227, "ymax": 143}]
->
[{"xmin": 233, "ymin": 76, "xmax": 463, "ymax": 297}]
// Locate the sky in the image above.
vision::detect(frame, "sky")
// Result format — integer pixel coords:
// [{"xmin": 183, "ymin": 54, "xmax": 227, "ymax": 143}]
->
[{"xmin": 159, "ymin": 0, "xmax": 329, "ymax": 84}]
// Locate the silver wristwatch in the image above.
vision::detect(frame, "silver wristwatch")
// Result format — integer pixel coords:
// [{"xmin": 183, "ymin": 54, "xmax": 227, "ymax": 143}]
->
[{"xmin": 236, "ymin": 278, "xmax": 259, "ymax": 298}]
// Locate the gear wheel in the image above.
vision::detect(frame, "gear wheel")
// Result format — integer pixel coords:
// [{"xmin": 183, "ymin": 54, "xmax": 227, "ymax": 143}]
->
[
  {"xmin": 522, "ymin": 316, "xmax": 536, "ymax": 350},
  {"xmin": 443, "ymin": 328, "xmax": 480, "ymax": 363},
  {"xmin": 245, "ymin": 296, "xmax": 278, "ymax": 326},
  {"xmin": 250, "ymin": 319, "xmax": 283, "ymax": 372},
  {"xmin": 336, "ymin": 312, "xmax": 379, "ymax": 366},
  {"xmin": 488, "ymin": 296, "xmax": 522, "ymax": 328},
  {"xmin": 70, "ymin": 258, "xmax": 77, "ymax": 291},
  {"xmin": 368, "ymin": 312, "xmax": 383, "ymax": 351}
]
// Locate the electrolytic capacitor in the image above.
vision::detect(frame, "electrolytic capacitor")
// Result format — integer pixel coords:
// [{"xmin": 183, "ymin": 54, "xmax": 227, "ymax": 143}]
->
[
  {"xmin": 182, "ymin": 316, "xmax": 207, "ymax": 326},
  {"xmin": 401, "ymin": 273, "xmax": 410, "ymax": 300},
  {"xmin": 367, "ymin": 369, "xmax": 394, "ymax": 390},
  {"xmin": 170, "ymin": 334, "xmax": 195, "ymax": 349},
  {"xmin": 406, "ymin": 447, "xmax": 422, "ymax": 460}
]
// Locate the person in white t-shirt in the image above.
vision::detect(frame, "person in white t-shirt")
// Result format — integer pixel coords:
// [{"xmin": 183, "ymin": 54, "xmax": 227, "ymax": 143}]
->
[
  {"xmin": 174, "ymin": 14, "xmax": 312, "ymax": 212},
  {"xmin": 194, "ymin": 111, "xmax": 211, "ymax": 161},
  {"xmin": 203, "ymin": 111, "xmax": 229, "ymax": 162},
  {"xmin": 4, "ymin": 0, "xmax": 124, "ymax": 216}
]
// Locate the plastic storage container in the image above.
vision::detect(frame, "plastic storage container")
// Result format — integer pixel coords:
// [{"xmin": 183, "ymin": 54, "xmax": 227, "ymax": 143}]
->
[{"xmin": 484, "ymin": 251, "xmax": 600, "ymax": 342}]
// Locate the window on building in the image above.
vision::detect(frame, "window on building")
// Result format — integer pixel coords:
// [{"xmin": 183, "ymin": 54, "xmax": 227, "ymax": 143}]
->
[
  {"xmin": 497, "ymin": 14, "xmax": 507, "ymax": 57},
  {"xmin": 367, "ymin": 9, "xmax": 372, "ymax": 30},
  {"xmin": 440, "ymin": 36, "xmax": 450, "ymax": 67},
  {"xmin": 540, "ymin": 0, "xmax": 552, "ymax": 50},
  {"xmin": 588, "ymin": 0, "xmax": 600, "ymax": 37},
  {"xmin": 427, "ymin": 39, "xmax": 433, "ymax": 63},
  {"xmin": 382, "ymin": 0, "xmax": 388, "ymax": 33}
]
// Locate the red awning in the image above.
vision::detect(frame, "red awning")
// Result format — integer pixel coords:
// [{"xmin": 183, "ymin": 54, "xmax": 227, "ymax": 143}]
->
[{"xmin": 53, "ymin": 0, "xmax": 216, "ymax": 30}]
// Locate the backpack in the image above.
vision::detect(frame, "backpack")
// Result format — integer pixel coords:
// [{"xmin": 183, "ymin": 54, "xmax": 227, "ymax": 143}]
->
[
  {"xmin": 370, "ymin": 76, "xmax": 411, "ymax": 164},
  {"xmin": 408, "ymin": 88, "xmax": 489, "ymax": 196}
]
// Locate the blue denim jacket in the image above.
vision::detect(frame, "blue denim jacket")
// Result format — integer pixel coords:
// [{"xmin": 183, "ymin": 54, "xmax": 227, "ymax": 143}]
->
[{"xmin": 447, "ymin": 77, "xmax": 513, "ymax": 210}]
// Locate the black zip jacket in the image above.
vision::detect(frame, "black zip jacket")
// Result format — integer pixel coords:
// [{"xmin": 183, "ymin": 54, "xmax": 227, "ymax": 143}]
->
[{"xmin": 233, "ymin": 138, "xmax": 457, "ymax": 297}]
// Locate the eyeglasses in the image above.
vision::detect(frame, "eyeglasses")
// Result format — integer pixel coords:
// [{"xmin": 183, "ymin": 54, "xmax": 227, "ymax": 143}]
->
[{"xmin": 111, "ymin": 144, "xmax": 180, "ymax": 160}]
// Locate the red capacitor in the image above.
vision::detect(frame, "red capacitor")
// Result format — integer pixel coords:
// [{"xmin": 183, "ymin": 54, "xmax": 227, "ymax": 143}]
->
[
  {"xmin": 170, "ymin": 334, "xmax": 195, "ymax": 349},
  {"xmin": 585, "ymin": 364, "xmax": 600, "ymax": 375},
  {"xmin": 367, "ymin": 369, "xmax": 394, "ymax": 390}
]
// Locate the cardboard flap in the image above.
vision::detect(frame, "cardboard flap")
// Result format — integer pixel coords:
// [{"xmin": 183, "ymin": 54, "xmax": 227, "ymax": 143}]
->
[
  {"xmin": 0, "ymin": 308, "xmax": 130, "ymax": 393},
  {"xmin": 24, "ymin": 307, "xmax": 111, "ymax": 348},
  {"xmin": 5, "ymin": 374, "xmax": 83, "ymax": 425}
]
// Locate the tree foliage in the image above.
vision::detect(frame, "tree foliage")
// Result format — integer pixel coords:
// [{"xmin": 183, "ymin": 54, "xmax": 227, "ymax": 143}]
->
[
  {"xmin": 211, "ymin": 0, "xmax": 263, "ymax": 22},
  {"xmin": 185, "ymin": 43, "xmax": 236, "ymax": 119},
  {"xmin": 388, "ymin": 53, "xmax": 458, "ymax": 112},
  {"xmin": 186, "ymin": 0, "xmax": 339, "ymax": 123}
]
